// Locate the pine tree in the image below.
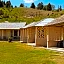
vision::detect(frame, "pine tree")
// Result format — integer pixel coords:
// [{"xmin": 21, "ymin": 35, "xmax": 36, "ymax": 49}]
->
[
  {"xmin": 6, "ymin": 1, "xmax": 11, "ymax": 8},
  {"xmin": 57, "ymin": 5, "xmax": 60, "ymax": 12},
  {"xmin": 15, "ymin": 6, "xmax": 17, "ymax": 8},
  {"xmin": 20, "ymin": 3, "xmax": 24, "ymax": 7},
  {"xmin": 0, "ymin": 0, "xmax": 4, "ymax": 7},
  {"xmin": 59, "ymin": 5, "xmax": 62, "ymax": 11},
  {"xmin": 37, "ymin": 2, "xmax": 43, "ymax": 10},
  {"xmin": 30, "ymin": 3, "xmax": 35, "ymax": 9},
  {"xmin": 47, "ymin": 3, "xmax": 52, "ymax": 11}
]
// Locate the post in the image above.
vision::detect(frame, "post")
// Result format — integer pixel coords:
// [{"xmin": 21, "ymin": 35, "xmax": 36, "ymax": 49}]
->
[
  {"xmin": 61, "ymin": 28, "xmax": 63, "ymax": 40},
  {"xmin": 47, "ymin": 35, "xmax": 49, "ymax": 49},
  {"xmin": 2, "ymin": 30, "xmax": 3, "ymax": 39},
  {"xmin": 18, "ymin": 30, "xmax": 19, "ymax": 36},
  {"xmin": 35, "ymin": 27, "xmax": 37, "ymax": 46},
  {"xmin": 13, "ymin": 30, "xmax": 14, "ymax": 37}
]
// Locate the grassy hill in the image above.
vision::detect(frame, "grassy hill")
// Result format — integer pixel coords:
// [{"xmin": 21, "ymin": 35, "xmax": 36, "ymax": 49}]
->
[{"xmin": 0, "ymin": 7, "xmax": 64, "ymax": 24}]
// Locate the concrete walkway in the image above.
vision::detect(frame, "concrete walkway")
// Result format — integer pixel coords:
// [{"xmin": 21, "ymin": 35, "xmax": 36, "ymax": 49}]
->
[
  {"xmin": 47, "ymin": 47, "xmax": 64, "ymax": 52},
  {"xmin": 27, "ymin": 43, "xmax": 36, "ymax": 46},
  {"xmin": 27, "ymin": 43, "xmax": 64, "ymax": 52}
]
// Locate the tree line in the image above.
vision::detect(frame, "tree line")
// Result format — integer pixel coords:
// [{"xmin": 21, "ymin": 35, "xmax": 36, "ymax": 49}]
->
[
  {"xmin": 0, "ymin": 0, "xmax": 13, "ymax": 8},
  {"xmin": 20, "ymin": 2, "xmax": 62, "ymax": 11},
  {"xmin": 20, "ymin": 2, "xmax": 53, "ymax": 11},
  {"xmin": 0, "ymin": 0, "xmax": 62, "ymax": 11}
]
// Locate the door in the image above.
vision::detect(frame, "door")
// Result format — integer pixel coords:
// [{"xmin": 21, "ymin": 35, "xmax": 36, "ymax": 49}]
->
[{"xmin": 14, "ymin": 30, "xmax": 18, "ymax": 36}]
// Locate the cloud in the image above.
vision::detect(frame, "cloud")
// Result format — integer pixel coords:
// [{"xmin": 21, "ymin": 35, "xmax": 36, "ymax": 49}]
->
[
  {"xmin": 2, "ymin": 0, "xmax": 9, "ymax": 1},
  {"xmin": 24, "ymin": 0, "xmax": 36, "ymax": 3}
]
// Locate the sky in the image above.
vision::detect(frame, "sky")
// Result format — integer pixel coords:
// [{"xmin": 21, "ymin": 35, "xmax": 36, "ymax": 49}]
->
[{"xmin": 3, "ymin": 0, "xmax": 64, "ymax": 8}]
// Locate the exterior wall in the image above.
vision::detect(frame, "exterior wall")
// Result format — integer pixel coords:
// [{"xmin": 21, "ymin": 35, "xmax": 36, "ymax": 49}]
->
[
  {"xmin": 27, "ymin": 27, "xmax": 35, "ymax": 43},
  {"xmin": 0, "ymin": 29, "xmax": 20, "ymax": 41},
  {"xmin": 3, "ymin": 30, "xmax": 11, "ymax": 39},
  {"xmin": 35, "ymin": 26, "xmax": 63, "ymax": 47},
  {"xmin": 0, "ymin": 30, "xmax": 2, "ymax": 37},
  {"xmin": 35, "ymin": 27, "xmax": 47, "ymax": 46},
  {"xmin": 48, "ymin": 41, "xmax": 58, "ymax": 47},
  {"xmin": 47, "ymin": 26, "xmax": 63, "ymax": 47},
  {"xmin": 20, "ymin": 28, "xmax": 27, "ymax": 42},
  {"xmin": 0, "ymin": 29, "xmax": 11, "ymax": 40}
]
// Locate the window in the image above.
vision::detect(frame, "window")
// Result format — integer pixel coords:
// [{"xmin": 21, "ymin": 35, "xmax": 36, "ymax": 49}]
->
[
  {"xmin": 37, "ymin": 27, "xmax": 44, "ymax": 38},
  {"xmin": 37, "ymin": 27, "xmax": 40, "ymax": 38},
  {"xmin": 41, "ymin": 27, "xmax": 44, "ymax": 38}
]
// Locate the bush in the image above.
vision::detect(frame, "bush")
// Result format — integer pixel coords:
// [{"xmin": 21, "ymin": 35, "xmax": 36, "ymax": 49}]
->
[
  {"xmin": 0, "ymin": 10, "xmax": 4, "ymax": 15},
  {"xmin": 8, "ymin": 37, "xmax": 12, "ymax": 42}
]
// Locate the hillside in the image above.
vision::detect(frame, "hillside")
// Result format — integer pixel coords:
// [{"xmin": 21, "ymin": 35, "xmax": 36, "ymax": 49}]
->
[{"xmin": 0, "ymin": 7, "xmax": 64, "ymax": 24}]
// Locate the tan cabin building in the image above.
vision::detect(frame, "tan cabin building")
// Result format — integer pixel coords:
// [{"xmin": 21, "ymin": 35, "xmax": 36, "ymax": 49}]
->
[
  {"xmin": 34, "ymin": 18, "xmax": 55, "ymax": 47},
  {"xmin": 20, "ymin": 22, "xmax": 37, "ymax": 43},
  {"xmin": 20, "ymin": 18, "xmax": 55, "ymax": 47},
  {"xmin": 20, "ymin": 28, "xmax": 27, "ymax": 43},
  {"xmin": 0, "ymin": 21, "xmax": 26, "ymax": 41},
  {"xmin": 35, "ymin": 15, "xmax": 64, "ymax": 47},
  {"xmin": 45, "ymin": 15, "xmax": 64, "ymax": 47}
]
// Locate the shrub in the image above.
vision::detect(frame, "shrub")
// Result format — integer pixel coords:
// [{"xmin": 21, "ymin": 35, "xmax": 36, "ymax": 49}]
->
[
  {"xmin": 8, "ymin": 37, "xmax": 12, "ymax": 42},
  {"xmin": 0, "ymin": 10, "xmax": 4, "ymax": 15}
]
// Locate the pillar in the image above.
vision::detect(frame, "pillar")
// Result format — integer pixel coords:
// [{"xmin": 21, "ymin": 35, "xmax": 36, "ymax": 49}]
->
[
  {"xmin": 2, "ymin": 30, "xmax": 4, "ymax": 39},
  {"xmin": 47, "ymin": 35, "xmax": 49, "ymax": 49},
  {"xmin": 18, "ymin": 30, "xmax": 19, "ymax": 36},
  {"xmin": 13, "ymin": 30, "xmax": 14, "ymax": 37}
]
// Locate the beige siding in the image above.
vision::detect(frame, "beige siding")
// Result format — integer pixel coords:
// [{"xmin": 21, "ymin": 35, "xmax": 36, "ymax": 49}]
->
[
  {"xmin": 0, "ymin": 30, "xmax": 11, "ymax": 39},
  {"xmin": 48, "ymin": 27, "xmax": 62, "ymax": 41},
  {"xmin": 27, "ymin": 27, "xmax": 35, "ymax": 43},
  {"xmin": 6, "ymin": 30, "xmax": 11, "ymax": 38},
  {"xmin": 35, "ymin": 27, "xmax": 47, "ymax": 46},
  {"xmin": 47, "ymin": 26, "xmax": 63, "ymax": 47},
  {"xmin": 3, "ymin": 30, "xmax": 11, "ymax": 38},
  {"xmin": 0, "ymin": 30, "xmax": 2, "ymax": 37},
  {"xmin": 35, "ymin": 26, "xmax": 63, "ymax": 47},
  {"xmin": 20, "ymin": 28, "xmax": 27, "ymax": 42}
]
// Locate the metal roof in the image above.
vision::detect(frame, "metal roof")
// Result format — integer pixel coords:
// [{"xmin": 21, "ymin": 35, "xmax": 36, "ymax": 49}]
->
[
  {"xmin": 46, "ymin": 15, "xmax": 64, "ymax": 26},
  {"xmin": 23, "ymin": 22, "xmax": 37, "ymax": 28},
  {"xmin": 35, "ymin": 18, "xmax": 55, "ymax": 26},
  {"xmin": 0, "ymin": 22, "xmax": 26, "ymax": 29}
]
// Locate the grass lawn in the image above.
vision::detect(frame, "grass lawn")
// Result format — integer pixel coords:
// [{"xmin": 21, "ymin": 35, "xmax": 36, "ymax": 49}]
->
[{"xmin": 0, "ymin": 42, "xmax": 64, "ymax": 64}]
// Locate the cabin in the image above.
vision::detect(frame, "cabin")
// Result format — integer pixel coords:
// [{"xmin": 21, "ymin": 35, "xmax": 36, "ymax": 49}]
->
[
  {"xmin": 20, "ymin": 28, "xmax": 27, "ymax": 43},
  {"xmin": 35, "ymin": 15, "xmax": 64, "ymax": 48},
  {"xmin": 0, "ymin": 21, "xmax": 26, "ymax": 41},
  {"xmin": 1, "ymin": 15, "xmax": 64, "ymax": 48},
  {"xmin": 20, "ymin": 22, "xmax": 37, "ymax": 43},
  {"xmin": 45, "ymin": 15, "xmax": 64, "ymax": 47},
  {"xmin": 20, "ymin": 18, "xmax": 55, "ymax": 47},
  {"xmin": 35, "ymin": 18, "xmax": 55, "ymax": 47}
]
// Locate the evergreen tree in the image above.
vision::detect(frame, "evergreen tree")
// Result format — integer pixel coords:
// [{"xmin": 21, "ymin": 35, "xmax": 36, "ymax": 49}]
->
[
  {"xmin": 0, "ymin": 0, "xmax": 4, "ymax": 7},
  {"xmin": 0, "ymin": 10, "xmax": 4, "ymax": 15},
  {"xmin": 6, "ymin": 1, "xmax": 11, "ymax": 8},
  {"xmin": 43, "ymin": 5, "xmax": 47, "ymax": 10},
  {"xmin": 47, "ymin": 3, "xmax": 52, "ymax": 11},
  {"xmin": 57, "ymin": 5, "xmax": 60, "ymax": 12},
  {"xmin": 20, "ymin": 3, "xmax": 24, "ymax": 7},
  {"xmin": 30, "ymin": 3, "xmax": 35, "ymax": 9},
  {"xmin": 59, "ymin": 5, "xmax": 62, "ymax": 11},
  {"xmin": 11, "ymin": 5, "xmax": 13, "ymax": 8},
  {"xmin": 51, "ymin": 5, "xmax": 55, "ymax": 10},
  {"xmin": 3, "ymin": 1, "xmax": 5, "ymax": 5},
  {"xmin": 15, "ymin": 6, "xmax": 17, "ymax": 8},
  {"xmin": 37, "ymin": 2, "xmax": 43, "ymax": 10}
]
